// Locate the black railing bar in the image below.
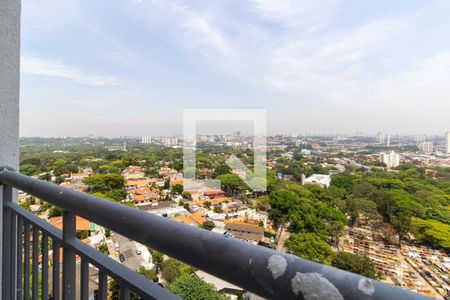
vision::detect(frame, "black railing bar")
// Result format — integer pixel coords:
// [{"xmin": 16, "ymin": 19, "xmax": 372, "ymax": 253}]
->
[
  {"xmin": 52, "ymin": 240, "xmax": 60, "ymax": 300},
  {"xmin": 120, "ymin": 285, "xmax": 131, "ymax": 300},
  {"xmin": 10, "ymin": 211, "xmax": 18, "ymax": 299},
  {"xmin": 62, "ymin": 210, "xmax": 76, "ymax": 300},
  {"xmin": 80, "ymin": 258, "xmax": 89, "ymax": 300},
  {"xmin": 5, "ymin": 202, "xmax": 62, "ymax": 241},
  {"xmin": 4, "ymin": 201, "xmax": 180, "ymax": 300},
  {"xmin": 0, "ymin": 168, "xmax": 434, "ymax": 300},
  {"xmin": 23, "ymin": 222, "xmax": 31, "ymax": 300},
  {"xmin": 17, "ymin": 216, "xmax": 23, "ymax": 300},
  {"xmin": 32, "ymin": 227, "xmax": 39, "ymax": 300},
  {"xmin": 98, "ymin": 270, "xmax": 107, "ymax": 300},
  {"xmin": 42, "ymin": 233, "xmax": 49, "ymax": 300}
]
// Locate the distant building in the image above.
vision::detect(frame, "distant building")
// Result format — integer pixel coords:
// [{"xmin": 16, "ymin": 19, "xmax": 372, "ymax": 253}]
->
[
  {"xmin": 418, "ymin": 142, "xmax": 434, "ymax": 154},
  {"xmin": 141, "ymin": 136, "xmax": 152, "ymax": 144},
  {"xmin": 225, "ymin": 222, "xmax": 264, "ymax": 243},
  {"xmin": 300, "ymin": 149, "xmax": 311, "ymax": 156},
  {"xmin": 446, "ymin": 132, "xmax": 450, "ymax": 154},
  {"xmin": 163, "ymin": 137, "xmax": 178, "ymax": 147},
  {"xmin": 377, "ymin": 132, "xmax": 385, "ymax": 144},
  {"xmin": 301, "ymin": 174, "xmax": 331, "ymax": 188},
  {"xmin": 380, "ymin": 151, "xmax": 400, "ymax": 168}
]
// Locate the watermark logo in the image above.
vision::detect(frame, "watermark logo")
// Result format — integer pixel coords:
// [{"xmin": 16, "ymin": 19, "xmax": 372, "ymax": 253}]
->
[{"xmin": 183, "ymin": 109, "xmax": 267, "ymax": 192}]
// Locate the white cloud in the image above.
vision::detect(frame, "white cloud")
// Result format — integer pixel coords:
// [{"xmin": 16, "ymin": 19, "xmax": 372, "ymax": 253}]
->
[
  {"xmin": 371, "ymin": 51, "xmax": 450, "ymax": 106},
  {"xmin": 251, "ymin": 0, "xmax": 340, "ymax": 30},
  {"xmin": 146, "ymin": 1, "xmax": 238, "ymax": 63},
  {"xmin": 264, "ymin": 18, "xmax": 406, "ymax": 96},
  {"xmin": 21, "ymin": 56, "xmax": 118, "ymax": 86}
]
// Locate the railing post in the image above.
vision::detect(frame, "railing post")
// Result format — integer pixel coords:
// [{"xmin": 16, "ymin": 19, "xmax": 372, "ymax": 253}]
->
[
  {"xmin": 2, "ymin": 184, "xmax": 15, "ymax": 300},
  {"xmin": 62, "ymin": 211, "xmax": 76, "ymax": 300}
]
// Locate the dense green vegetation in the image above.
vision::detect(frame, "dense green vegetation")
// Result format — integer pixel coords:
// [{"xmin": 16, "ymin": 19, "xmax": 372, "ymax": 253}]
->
[
  {"xmin": 411, "ymin": 218, "xmax": 450, "ymax": 249},
  {"xmin": 331, "ymin": 252, "xmax": 379, "ymax": 279},
  {"xmin": 330, "ymin": 166, "xmax": 450, "ymax": 249},
  {"xmin": 18, "ymin": 141, "xmax": 450, "ymax": 284},
  {"xmin": 168, "ymin": 275, "xmax": 228, "ymax": 300},
  {"xmin": 285, "ymin": 233, "xmax": 334, "ymax": 264}
]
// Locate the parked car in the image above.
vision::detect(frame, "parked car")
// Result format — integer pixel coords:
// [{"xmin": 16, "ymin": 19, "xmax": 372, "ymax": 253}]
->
[
  {"xmin": 136, "ymin": 249, "xmax": 142, "ymax": 255},
  {"xmin": 119, "ymin": 254, "xmax": 125, "ymax": 263}
]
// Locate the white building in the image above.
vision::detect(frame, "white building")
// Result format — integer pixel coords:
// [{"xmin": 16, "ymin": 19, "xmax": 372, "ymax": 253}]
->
[
  {"xmin": 300, "ymin": 149, "xmax": 311, "ymax": 156},
  {"xmin": 418, "ymin": 142, "xmax": 434, "ymax": 154},
  {"xmin": 377, "ymin": 132, "xmax": 385, "ymax": 144},
  {"xmin": 141, "ymin": 136, "xmax": 152, "ymax": 144},
  {"xmin": 380, "ymin": 151, "xmax": 400, "ymax": 168},
  {"xmin": 163, "ymin": 137, "xmax": 178, "ymax": 147},
  {"xmin": 302, "ymin": 174, "xmax": 331, "ymax": 188},
  {"xmin": 446, "ymin": 132, "xmax": 450, "ymax": 154}
]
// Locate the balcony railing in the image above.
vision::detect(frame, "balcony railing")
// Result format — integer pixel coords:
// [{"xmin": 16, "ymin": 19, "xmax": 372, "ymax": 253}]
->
[{"xmin": 0, "ymin": 166, "xmax": 433, "ymax": 300}]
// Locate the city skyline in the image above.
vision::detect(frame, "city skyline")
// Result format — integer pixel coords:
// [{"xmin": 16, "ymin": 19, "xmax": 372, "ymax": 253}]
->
[{"xmin": 21, "ymin": 0, "xmax": 450, "ymax": 136}]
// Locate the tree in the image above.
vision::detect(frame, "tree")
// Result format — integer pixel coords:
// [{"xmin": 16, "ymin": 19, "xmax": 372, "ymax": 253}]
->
[
  {"xmin": 331, "ymin": 252, "xmax": 378, "ymax": 279},
  {"xmin": 84, "ymin": 174, "xmax": 125, "ymax": 192},
  {"xmin": 212, "ymin": 164, "xmax": 231, "ymax": 178},
  {"xmin": 345, "ymin": 198, "xmax": 382, "ymax": 226},
  {"xmin": 256, "ymin": 195, "xmax": 270, "ymax": 211},
  {"xmin": 110, "ymin": 267, "xmax": 159, "ymax": 299},
  {"xmin": 54, "ymin": 176, "xmax": 65, "ymax": 185},
  {"xmin": 331, "ymin": 175, "xmax": 355, "ymax": 194},
  {"xmin": 105, "ymin": 189, "xmax": 127, "ymax": 201},
  {"xmin": 391, "ymin": 211, "xmax": 411, "ymax": 242},
  {"xmin": 203, "ymin": 201, "xmax": 211, "ymax": 209},
  {"xmin": 200, "ymin": 220, "xmax": 215, "ymax": 231},
  {"xmin": 168, "ymin": 275, "xmax": 227, "ymax": 300},
  {"xmin": 48, "ymin": 206, "xmax": 63, "ymax": 218},
  {"xmin": 217, "ymin": 174, "xmax": 244, "ymax": 196},
  {"xmin": 20, "ymin": 164, "xmax": 39, "ymax": 176},
  {"xmin": 171, "ymin": 184, "xmax": 183, "ymax": 195},
  {"xmin": 268, "ymin": 189, "xmax": 300, "ymax": 224},
  {"xmin": 161, "ymin": 258, "xmax": 195, "ymax": 284},
  {"xmin": 152, "ymin": 251, "xmax": 164, "ymax": 270},
  {"xmin": 213, "ymin": 206, "xmax": 223, "ymax": 213},
  {"xmin": 182, "ymin": 191, "xmax": 192, "ymax": 199},
  {"xmin": 285, "ymin": 233, "xmax": 333, "ymax": 264},
  {"xmin": 39, "ymin": 173, "xmax": 52, "ymax": 181},
  {"xmin": 138, "ymin": 266, "xmax": 158, "ymax": 282},
  {"xmin": 411, "ymin": 218, "xmax": 450, "ymax": 249}
]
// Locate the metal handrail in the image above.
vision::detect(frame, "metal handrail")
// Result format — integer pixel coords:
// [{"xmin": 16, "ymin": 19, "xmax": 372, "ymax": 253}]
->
[{"xmin": 0, "ymin": 167, "xmax": 434, "ymax": 299}]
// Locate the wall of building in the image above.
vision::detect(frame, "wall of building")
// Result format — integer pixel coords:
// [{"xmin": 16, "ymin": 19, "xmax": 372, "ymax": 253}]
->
[
  {"xmin": 0, "ymin": 0, "xmax": 21, "ymax": 292},
  {"xmin": 0, "ymin": 0, "xmax": 21, "ymax": 169}
]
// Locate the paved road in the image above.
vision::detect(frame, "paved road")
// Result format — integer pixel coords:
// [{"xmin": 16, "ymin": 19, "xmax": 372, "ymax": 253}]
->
[
  {"xmin": 111, "ymin": 233, "xmax": 152, "ymax": 271},
  {"xmin": 276, "ymin": 224, "xmax": 290, "ymax": 253}
]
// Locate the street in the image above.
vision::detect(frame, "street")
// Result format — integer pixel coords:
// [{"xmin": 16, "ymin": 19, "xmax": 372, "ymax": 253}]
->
[{"xmin": 110, "ymin": 232, "xmax": 153, "ymax": 271}]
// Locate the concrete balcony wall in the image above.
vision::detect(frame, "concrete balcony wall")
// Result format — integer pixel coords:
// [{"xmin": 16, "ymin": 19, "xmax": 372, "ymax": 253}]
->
[
  {"xmin": 0, "ymin": 0, "xmax": 21, "ymax": 293},
  {"xmin": 0, "ymin": 0, "xmax": 21, "ymax": 169}
]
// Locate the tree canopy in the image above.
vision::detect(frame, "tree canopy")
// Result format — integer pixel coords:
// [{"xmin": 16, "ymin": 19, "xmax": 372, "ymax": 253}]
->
[
  {"xmin": 331, "ymin": 252, "xmax": 379, "ymax": 279},
  {"xmin": 285, "ymin": 233, "xmax": 333, "ymax": 265},
  {"xmin": 168, "ymin": 275, "xmax": 227, "ymax": 300}
]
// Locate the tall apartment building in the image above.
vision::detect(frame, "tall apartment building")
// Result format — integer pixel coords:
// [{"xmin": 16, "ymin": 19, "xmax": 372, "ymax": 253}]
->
[
  {"xmin": 141, "ymin": 136, "xmax": 152, "ymax": 144},
  {"xmin": 446, "ymin": 132, "xmax": 450, "ymax": 154},
  {"xmin": 418, "ymin": 142, "xmax": 434, "ymax": 154},
  {"xmin": 163, "ymin": 137, "xmax": 178, "ymax": 147},
  {"xmin": 377, "ymin": 132, "xmax": 385, "ymax": 144},
  {"xmin": 380, "ymin": 151, "xmax": 400, "ymax": 168}
]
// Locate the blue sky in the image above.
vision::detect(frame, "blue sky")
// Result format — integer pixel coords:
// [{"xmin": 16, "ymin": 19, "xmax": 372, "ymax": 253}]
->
[{"xmin": 20, "ymin": 0, "xmax": 450, "ymax": 136}]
